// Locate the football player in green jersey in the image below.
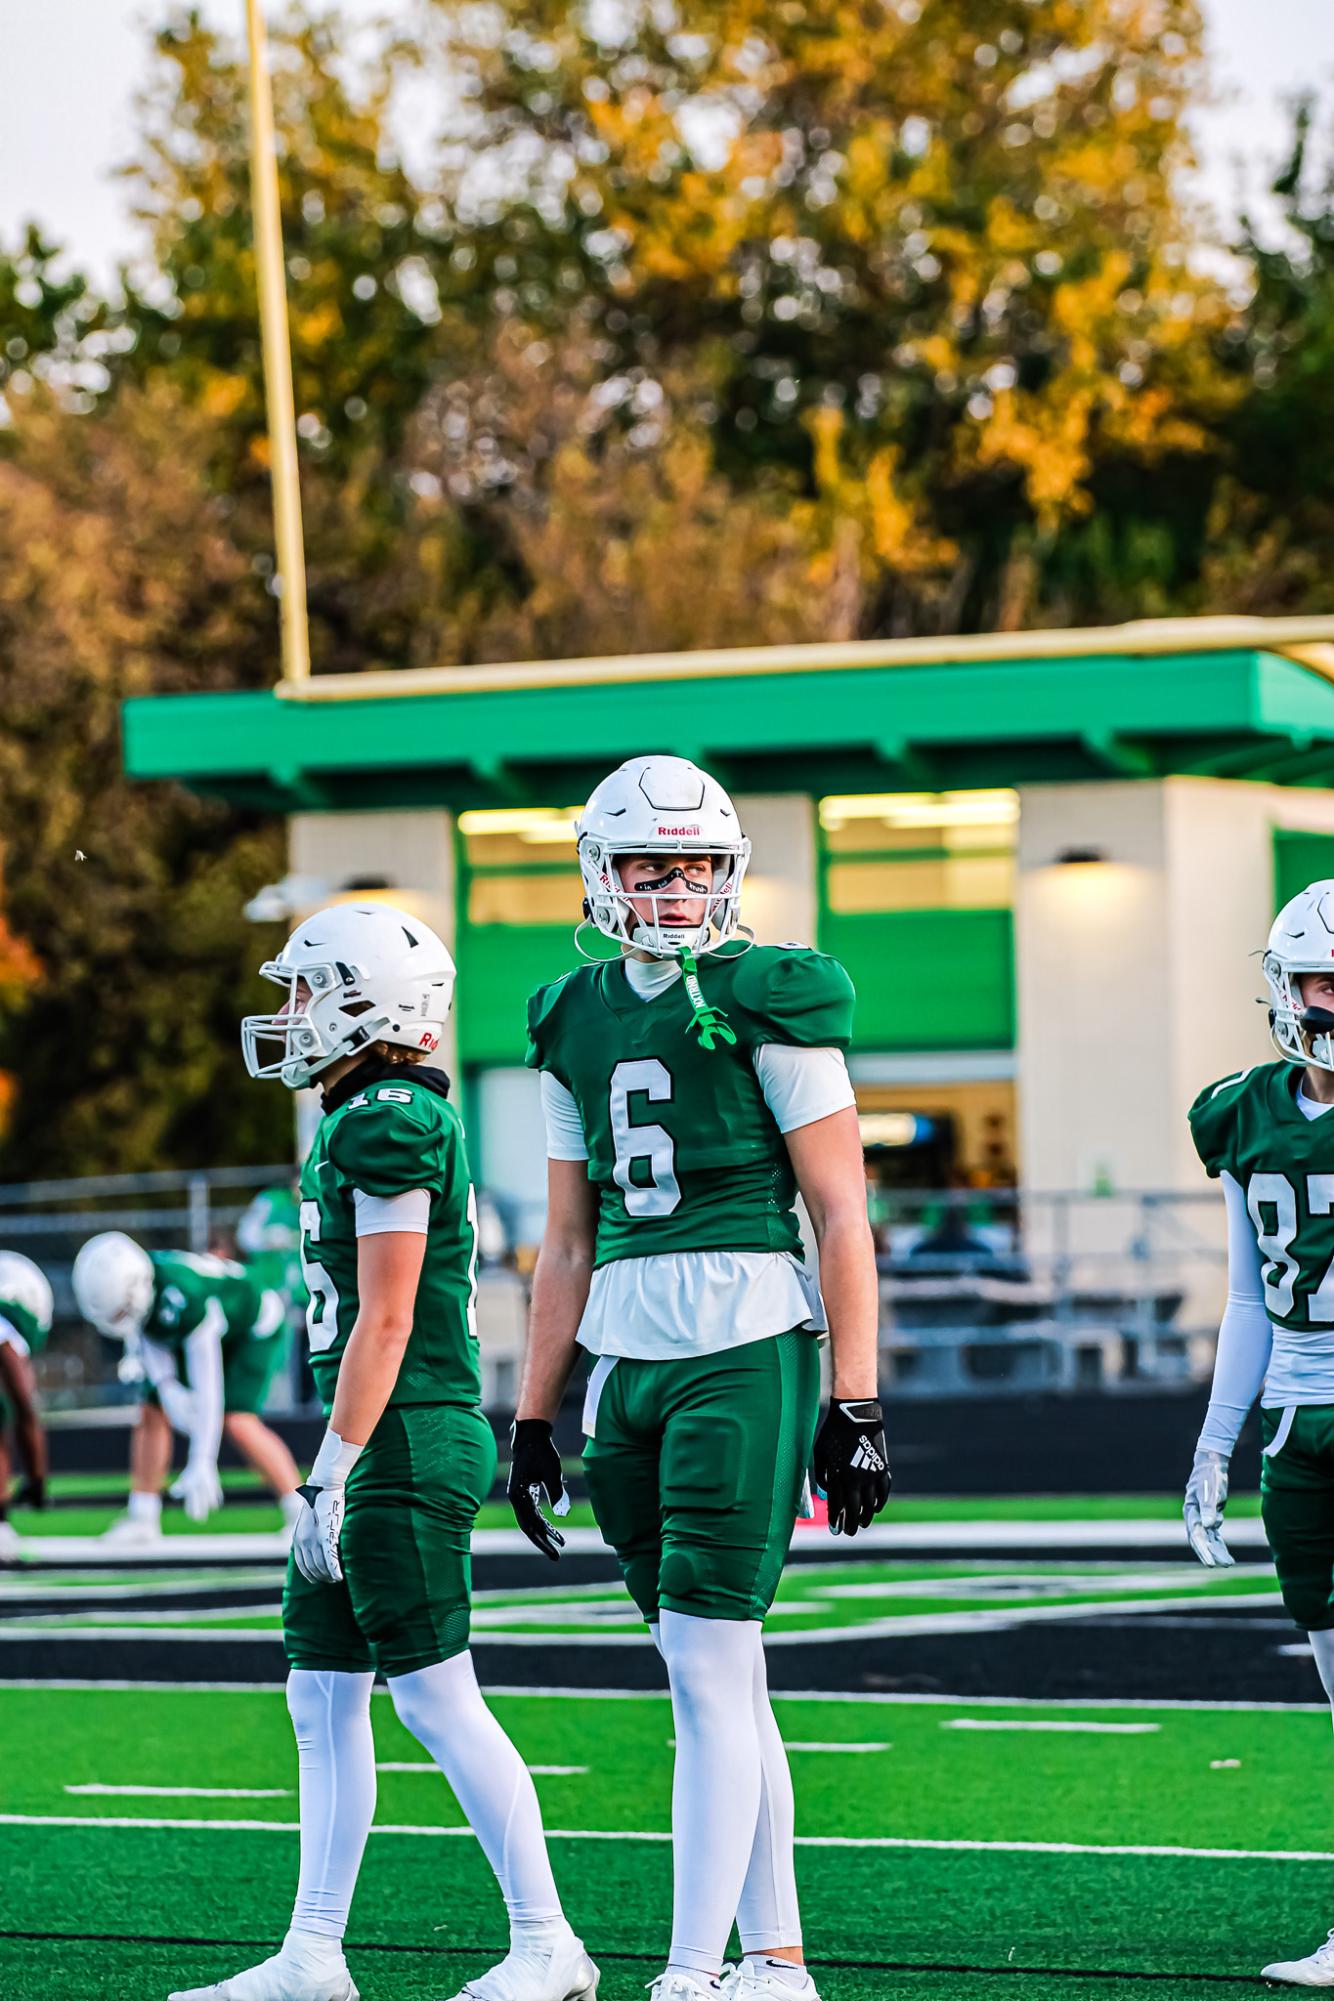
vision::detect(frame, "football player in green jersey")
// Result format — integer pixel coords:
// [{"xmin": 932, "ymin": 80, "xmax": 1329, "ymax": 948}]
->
[
  {"xmin": 238, "ymin": 1181, "xmax": 310, "ymax": 1314},
  {"xmin": 167, "ymin": 902, "xmax": 594, "ymax": 2001},
  {"xmin": 514, "ymin": 756, "xmax": 891, "ymax": 2001},
  {"xmin": 0, "ymin": 1251, "xmax": 52, "ymax": 1558},
  {"xmin": 72, "ymin": 1232, "xmax": 302, "ymax": 1542},
  {"xmin": 1186, "ymin": 878, "xmax": 1334, "ymax": 1986}
]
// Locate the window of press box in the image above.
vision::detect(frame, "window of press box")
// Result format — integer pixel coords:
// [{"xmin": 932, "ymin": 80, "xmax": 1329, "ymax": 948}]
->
[
  {"xmin": 818, "ymin": 789, "xmax": 1018, "ymax": 913},
  {"xmin": 458, "ymin": 807, "xmax": 584, "ymax": 926}
]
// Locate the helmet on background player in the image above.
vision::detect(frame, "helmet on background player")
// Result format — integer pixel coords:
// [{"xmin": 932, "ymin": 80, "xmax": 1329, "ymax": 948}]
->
[
  {"xmin": 0, "ymin": 1251, "xmax": 53, "ymax": 1340},
  {"xmin": 576, "ymin": 755, "xmax": 751, "ymax": 958},
  {"xmin": 1264, "ymin": 880, "xmax": 1334, "ymax": 1072},
  {"xmin": 240, "ymin": 901, "xmax": 456, "ymax": 1090},
  {"xmin": 72, "ymin": 1231, "xmax": 154, "ymax": 1340}
]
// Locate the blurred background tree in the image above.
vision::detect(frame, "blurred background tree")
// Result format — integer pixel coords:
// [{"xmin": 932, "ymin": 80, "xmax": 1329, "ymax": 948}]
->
[{"xmin": 1, "ymin": 0, "xmax": 1333, "ymax": 1169}]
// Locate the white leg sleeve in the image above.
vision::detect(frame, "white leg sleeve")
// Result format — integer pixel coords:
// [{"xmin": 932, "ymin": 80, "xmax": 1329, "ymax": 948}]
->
[
  {"xmin": 659, "ymin": 1608, "xmax": 765, "ymax": 1979},
  {"xmin": 1309, "ymin": 1628, "xmax": 1334, "ymax": 1721},
  {"xmin": 387, "ymin": 1652, "xmax": 565, "ymax": 1944},
  {"xmin": 737, "ymin": 1642, "xmax": 803, "ymax": 1955},
  {"xmin": 285, "ymin": 1668, "xmax": 377, "ymax": 1944}
]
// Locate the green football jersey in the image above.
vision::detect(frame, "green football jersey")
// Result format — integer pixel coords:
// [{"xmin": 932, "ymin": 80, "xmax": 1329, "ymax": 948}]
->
[
  {"xmin": 145, "ymin": 1250, "xmax": 265, "ymax": 1358},
  {"xmin": 526, "ymin": 945, "xmax": 855, "ymax": 1267},
  {"xmin": 298, "ymin": 1067, "xmax": 480, "ymax": 1414},
  {"xmin": 1190, "ymin": 1061, "xmax": 1334, "ymax": 1332},
  {"xmin": 237, "ymin": 1184, "xmax": 309, "ymax": 1307}
]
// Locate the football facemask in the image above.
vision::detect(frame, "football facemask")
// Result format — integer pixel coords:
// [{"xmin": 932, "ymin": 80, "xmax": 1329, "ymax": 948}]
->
[{"xmin": 577, "ymin": 755, "xmax": 750, "ymax": 958}]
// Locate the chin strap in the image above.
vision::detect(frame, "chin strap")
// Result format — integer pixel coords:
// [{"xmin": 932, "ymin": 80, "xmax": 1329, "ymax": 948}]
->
[{"xmin": 678, "ymin": 947, "xmax": 736, "ymax": 1051}]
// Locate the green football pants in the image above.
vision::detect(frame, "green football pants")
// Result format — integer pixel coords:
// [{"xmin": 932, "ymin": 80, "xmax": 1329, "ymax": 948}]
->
[
  {"xmin": 1260, "ymin": 1404, "xmax": 1334, "ymax": 1632},
  {"xmin": 284, "ymin": 1401, "xmax": 497, "ymax": 1677},
  {"xmin": 219, "ymin": 1292, "xmax": 291, "ymax": 1415},
  {"xmin": 582, "ymin": 1327, "xmax": 821, "ymax": 1625}
]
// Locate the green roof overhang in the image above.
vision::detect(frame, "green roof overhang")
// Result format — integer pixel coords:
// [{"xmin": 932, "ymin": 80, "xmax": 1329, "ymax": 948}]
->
[{"xmin": 122, "ymin": 634, "xmax": 1334, "ymax": 813}]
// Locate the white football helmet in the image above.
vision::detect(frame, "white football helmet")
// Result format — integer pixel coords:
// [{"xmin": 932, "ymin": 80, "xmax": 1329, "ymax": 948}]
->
[
  {"xmin": 72, "ymin": 1231, "xmax": 154, "ymax": 1341},
  {"xmin": 0, "ymin": 1252, "xmax": 53, "ymax": 1340},
  {"xmin": 577, "ymin": 755, "xmax": 750, "ymax": 957},
  {"xmin": 1264, "ymin": 880, "xmax": 1334, "ymax": 1072},
  {"xmin": 241, "ymin": 901, "xmax": 456, "ymax": 1089}
]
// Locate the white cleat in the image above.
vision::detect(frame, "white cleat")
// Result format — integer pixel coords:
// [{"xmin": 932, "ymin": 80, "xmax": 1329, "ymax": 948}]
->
[
  {"xmin": 101, "ymin": 1513, "xmax": 165, "ymax": 1548},
  {"xmin": 720, "ymin": 1962, "xmax": 819, "ymax": 1999},
  {"xmin": 648, "ymin": 1976, "xmax": 722, "ymax": 2001},
  {"xmin": 168, "ymin": 1948, "xmax": 359, "ymax": 2001},
  {"xmin": 442, "ymin": 1930, "xmax": 599, "ymax": 2001},
  {"xmin": 1264, "ymin": 1930, "xmax": 1334, "ymax": 1986},
  {"xmin": 0, "ymin": 1520, "xmax": 21, "ymax": 1562}
]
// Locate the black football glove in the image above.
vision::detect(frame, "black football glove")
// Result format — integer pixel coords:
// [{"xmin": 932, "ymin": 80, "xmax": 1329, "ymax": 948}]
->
[
  {"xmin": 11, "ymin": 1475, "xmax": 46, "ymax": 1511},
  {"xmin": 813, "ymin": 1398, "xmax": 891, "ymax": 1537},
  {"xmin": 507, "ymin": 1419, "xmax": 570, "ymax": 1561}
]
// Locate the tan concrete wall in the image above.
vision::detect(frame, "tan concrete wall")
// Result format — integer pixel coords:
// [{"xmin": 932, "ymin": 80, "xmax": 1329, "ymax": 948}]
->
[
  {"xmin": 1017, "ymin": 777, "xmax": 1334, "ymax": 1200},
  {"xmin": 735, "ymin": 793, "xmax": 818, "ymax": 948}
]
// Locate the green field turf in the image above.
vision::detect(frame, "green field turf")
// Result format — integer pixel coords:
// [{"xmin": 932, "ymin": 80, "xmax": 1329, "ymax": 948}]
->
[
  {"xmin": 17, "ymin": 1487, "xmax": 1269, "ymax": 1540},
  {"xmin": 0, "ymin": 1559, "xmax": 1281, "ymax": 1644},
  {"xmin": 3, "ymin": 1685, "xmax": 1332, "ymax": 2000}
]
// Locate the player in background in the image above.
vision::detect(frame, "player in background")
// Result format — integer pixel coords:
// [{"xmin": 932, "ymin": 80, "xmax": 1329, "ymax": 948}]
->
[
  {"xmin": 514, "ymin": 756, "xmax": 891, "ymax": 2001},
  {"xmin": 237, "ymin": 1179, "xmax": 309, "ymax": 1406},
  {"xmin": 238, "ymin": 1179, "xmax": 310, "ymax": 1318},
  {"xmin": 168, "ymin": 902, "xmax": 595, "ymax": 2001},
  {"xmin": 1186, "ymin": 879, "xmax": 1334, "ymax": 1987},
  {"xmin": 0, "ymin": 1250, "xmax": 52, "ymax": 1557},
  {"xmin": 72, "ymin": 1233, "xmax": 302, "ymax": 1542}
]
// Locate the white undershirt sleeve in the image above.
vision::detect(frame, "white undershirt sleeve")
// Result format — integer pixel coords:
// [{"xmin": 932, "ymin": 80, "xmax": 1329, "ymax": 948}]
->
[
  {"xmin": 353, "ymin": 1188, "xmax": 432, "ymax": 1236},
  {"xmin": 753, "ymin": 1044, "xmax": 857, "ymax": 1135},
  {"xmin": 182, "ymin": 1299, "xmax": 227, "ymax": 1469},
  {"xmin": 1197, "ymin": 1169, "xmax": 1274, "ymax": 1456},
  {"xmin": 541, "ymin": 1071, "xmax": 590, "ymax": 1162}
]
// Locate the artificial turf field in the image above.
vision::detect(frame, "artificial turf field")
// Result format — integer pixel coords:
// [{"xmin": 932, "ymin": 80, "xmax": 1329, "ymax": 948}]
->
[
  {"xmin": 5, "ymin": 1493, "xmax": 1333, "ymax": 1999},
  {"xmin": 6, "ymin": 1684, "xmax": 1334, "ymax": 2000}
]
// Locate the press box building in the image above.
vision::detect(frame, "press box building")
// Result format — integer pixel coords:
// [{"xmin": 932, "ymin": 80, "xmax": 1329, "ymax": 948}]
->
[{"xmin": 123, "ymin": 617, "xmax": 1334, "ymax": 1244}]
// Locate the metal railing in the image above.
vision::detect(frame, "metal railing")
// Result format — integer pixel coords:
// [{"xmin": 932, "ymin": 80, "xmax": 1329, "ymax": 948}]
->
[{"xmin": 0, "ymin": 1166, "xmax": 1234, "ymax": 1410}]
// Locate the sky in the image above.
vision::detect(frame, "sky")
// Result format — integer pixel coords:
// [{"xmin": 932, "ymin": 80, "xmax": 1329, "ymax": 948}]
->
[{"xmin": 2, "ymin": 0, "xmax": 1333, "ymax": 286}]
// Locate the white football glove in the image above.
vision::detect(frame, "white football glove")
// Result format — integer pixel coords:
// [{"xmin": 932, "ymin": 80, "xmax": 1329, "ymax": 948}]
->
[
  {"xmin": 292, "ymin": 1483, "xmax": 346, "ymax": 1584},
  {"xmin": 171, "ymin": 1456, "xmax": 223, "ymax": 1524},
  {"xmin": 1184, "ymin": 1447, "xmax": 1235, "ymax": 1568},
  {"xmin": 291, "ymin": 1429, "xmax": 363, "ymax": 1586}
]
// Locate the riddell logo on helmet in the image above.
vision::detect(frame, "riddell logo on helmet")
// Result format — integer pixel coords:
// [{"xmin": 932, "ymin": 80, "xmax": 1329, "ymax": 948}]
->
[
  {"xmin": 418, "ymin": 1030, "xmax": 439, "ymax": 1049},
  {"xmin": 658, "ymin": 824, "xmax": 701, "ymax": 836}
]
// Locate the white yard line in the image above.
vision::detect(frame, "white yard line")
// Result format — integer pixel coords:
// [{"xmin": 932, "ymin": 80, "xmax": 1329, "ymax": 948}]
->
[
  {"xmin": 6, "ymin": 1586, "xmax": 1285, "ymax": 1647},
  {"xmin": 783, "ymin": 1742, "xmax": 892, "ymax": 1753},
  {"xmin": 376, "ymin": 1762, "xmax": 588, "ymax": 1776},
  {"xmin": 8, "ymin": 1518, "xmax": 1275, "ymax": 1567},
  {"xmin": 64, "ymin": 1784, "xmax": 291, "ymax": 1798},
  {"xmin": 2, "ymin": 1813, "xmax": 1329, "ymax": 1863},
  {"xmin": 941, "ymin": 1719, "xmax": 1161, "ymax": 1735}
]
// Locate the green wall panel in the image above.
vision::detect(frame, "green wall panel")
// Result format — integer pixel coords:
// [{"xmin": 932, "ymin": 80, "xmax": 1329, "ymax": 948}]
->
[
  {"xmin": 820, "ymin": 908, "xmax": 1015, "ymax": 1051},
  {"xmin": 1274, "ymin": 829, "xmax": 1334, "ymax": 912},
  {"xmin": 456, "ymin": 923, "xmax": 581, "ymax": 1065}
]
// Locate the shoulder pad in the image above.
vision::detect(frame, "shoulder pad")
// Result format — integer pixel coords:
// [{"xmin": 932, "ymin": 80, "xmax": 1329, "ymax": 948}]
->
[
  {"xmin": 732, "ymin": 945, "xmax": 855, "ymax": 1049},
  {"xmin": 328, "ymin": 1081, "xmax": 454, "ymax": 1198},
  {"xmin": 1188, "ymin": 1065, "xmax": 1262, "ymax": 1179},
  {"xmin": 525, "ymin": 967, "xmax": 585, "ymax": 1072}
]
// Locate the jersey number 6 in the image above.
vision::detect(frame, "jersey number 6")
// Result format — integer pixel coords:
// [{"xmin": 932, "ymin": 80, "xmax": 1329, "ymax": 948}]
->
[
  {"xmin": 609, "ymin": 1058, "xmax": 682, "ymax": 1219},
  {"xmin": 298, "ymin": 1199, "xmax": 341, "ymax": 1353}
]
